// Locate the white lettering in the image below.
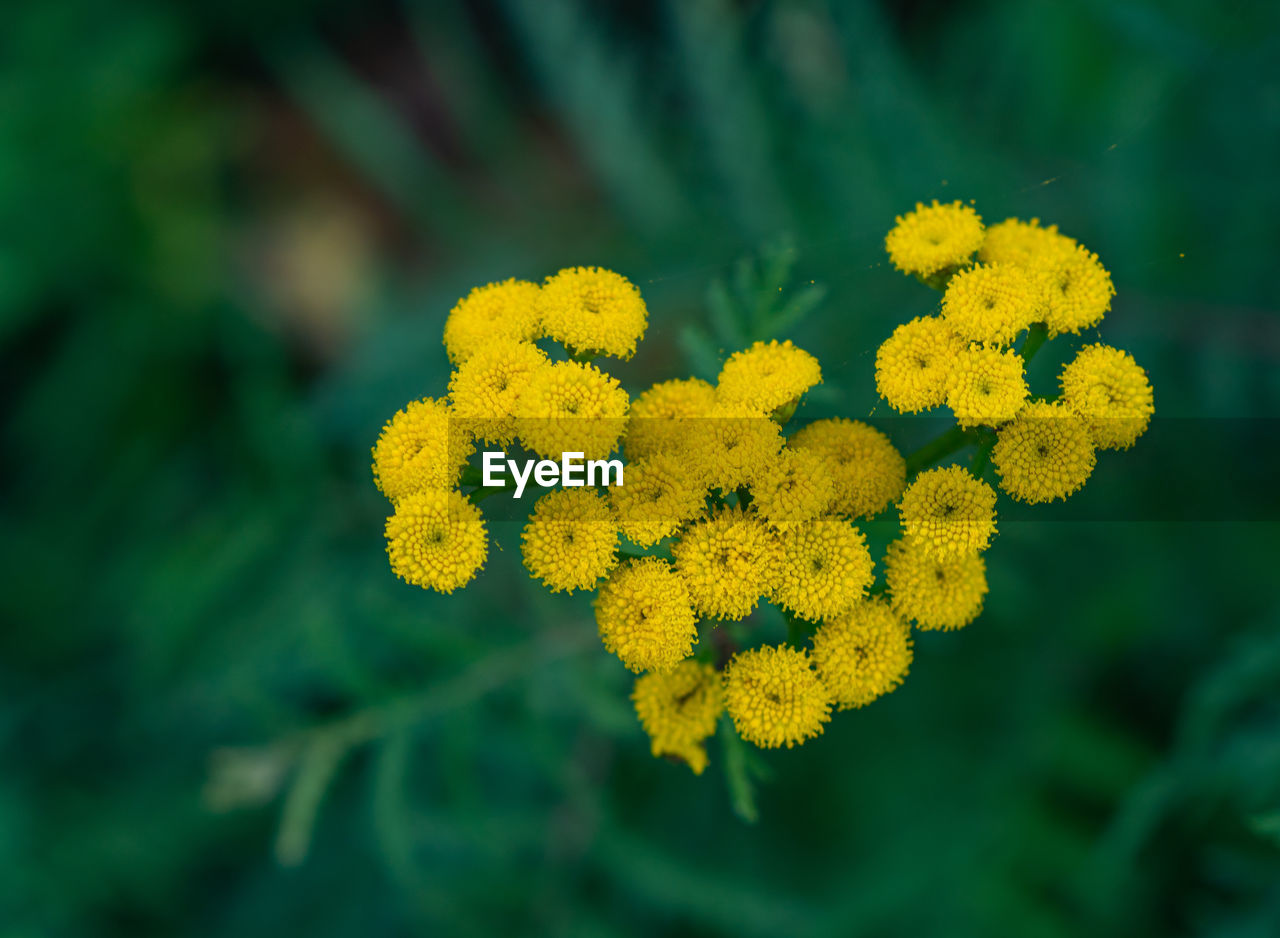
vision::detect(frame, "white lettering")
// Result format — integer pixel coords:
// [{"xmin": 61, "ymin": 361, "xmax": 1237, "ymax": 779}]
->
[
  {"xmin": 509, "ymin": 458, "xmax": 535, "ymax": 499},
  {"xmin": 589, "ymin": 458, "xmax": 624, "ymax": 487},
  {"xmin": 561, "ymin": 452, "xmax": 585, "ymax": 486},
  {"xmin": 482, "ymin": 451, "xmax": 505, "ymax": 487},
  {"xmin": 534, "ymin": 459, "xmax": 559, "ymax": 488}
]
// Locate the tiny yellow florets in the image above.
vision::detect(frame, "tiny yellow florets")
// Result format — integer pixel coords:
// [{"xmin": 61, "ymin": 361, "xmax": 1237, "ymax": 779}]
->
[
  {"xmin": 385, "ymin": 490, "xmax": 488, "ymax": 593},
  {"xmin": 624, "ymin": 377, "xmax": 718, "ymax": 461},
  {"xmin": 1059, "ymin": 344, "xmax": 1154, "ymax": 450},
  {"xmin": 898, "ymin": 466, "xmax": 998, "ymax": 560},
  {"xmin": 945, "ymin": 344, "xmax": 1029, "ymax": 428},
  {"xmin": 723, "ymin": 645, "xmax": 832, "ymax": 749},
  {"xmin": 443, "ymin": 279, "xmax": 542, "ymax": 365},
  {"xmin": 992, "ymin": 401, "xmax": 1097, "ymax": 503},
  {"xmin": 789, "ymin": 418, "xmax": 906, "ymax": 519},
  {"xmin": 632, "ymin": 660, "xmax": 724, "ymax": 775},
  {"xmin": 875, "ymin": 315, "xmax": 965, "ymax": 414},
  {"xmin": 941, "ymin": 263, "xmax": 1039, "ymax": 346},
  {"xmin": 372, "ymin": 398, "xmax": 474, "ymax": 503},
  {"xmin": 749, "ymin": 448, "xmax": 834, "ymax": 526},
  {"xmin": 521, "ymin": 488, "xmax": 619, "ymax": 593},
  {"xmin": 811, "ymin": 598, "xmax": 912, "ymax": 710},
  {"xmin": 682, "ymin": 405, "xmax": 784, "ymax": 493},
  {"xmin": 885, "ymin": 200, "xmax": 984, "ymax": 277},
  {"xmin": 771, "ymin": 520, "xmax": 874, "ymax": 622},
  {"xmin": 537, "ymin": 266, "xmax": 648, "ymax": 359},
  {"xmin": 515, "ymin": 360, "xmax": 630, "ymax": 461},
  {"xmin": 1031, "ymin": 244, "xmax": 1115, "ymax": 337},
  {"xmin": 595, "ymin": 558, "xmax": 699, "ymax": 673},
  {"xmin": 885, "ymin": 537, "xmax": 987, "ymax": 631},
  {"xmin": 672, "ymin": 506, "xmax": 780, "ymax": 621},
  {"xmin": 610, "ymin": 451, "xmax": 707, "ymax": 547},
  {"xmin": 977, "ymin": 218, "xmax": 1077, "ymax": 268},
  {"xmin": 447, "ymin": 339, "xmax": 549, "ymax": 445},
  {"xmin": 716, "ymin": 340, "xmax": 822, "ymax": 415}
]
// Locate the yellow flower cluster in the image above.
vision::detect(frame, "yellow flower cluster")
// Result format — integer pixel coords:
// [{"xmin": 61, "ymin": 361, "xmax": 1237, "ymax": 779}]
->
[
  {"xmin": 880, "ymin": 201, "xmax": 1154, "ymax": 505},
  {"xmin": 372, "ymin": 215, "xmax": 1153, "ymax": 785}
]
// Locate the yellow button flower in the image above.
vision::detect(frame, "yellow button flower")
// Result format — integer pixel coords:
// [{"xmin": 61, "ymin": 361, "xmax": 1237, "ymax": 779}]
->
[
  {"xmin": 385, "ymin": 490, "xmax": 487, "ymax": 593},
  {"xmin": 884, "ymin": 537, "xmax": 987, "ymax": 630},
  {"xmin": 724, "ymin": 645, "xmax": 832, "ymax": 749},
  {"xmin": 537, "ymin": 266, "xmax": 648, "ymax": 359},
  {"xmin": 672, "ymin": 506, "xmax": 780, "ymax": 621},
  {"xmin": 624, "ymin": 377, "xmax": 718, "ymax": 461},
  {"xmin": 749, "ymin": 447, "xmax": 834, "ymax": 526},
  {"xmin": 811, "ymin": 598, "xmax": 912, "ymax": 710},
  {"xmin": 443, "ymin": 279, "xmax": 542, "ymax": 365},
  {"xmin": 771, "ymin": 520, "xmax": 874, "ymax": 622},
  {"xmin": 898, "ymin": 465, "xmax": 997, "ymax": 560},
  {"xmin": 716, "ymin": 339, "xmax": 822, "ymax": 415},
  {"xmin": 632, "ymin": 660, "xmax": 724, "ymax": 775},
  {"xmin": 945, "ymin": 344, "xmax": 1029, "ymax": 428},
  {"xmin": 1031, "ymin": 244, "xmax": 1114, "ymax": 337},
  {"xmin": 682, "ymin": 405, "xmax": 784, "ymax": 493},
  {"xmin": 515, "ymin": 360, "xmax": 630, "ymax": 461},
  {"xmin": 875, "ymin": 315, "xmax": 965, "ymax": 414},
  {"xmin": 595, "ymin": 558, "xmax": 699, "ymax": 673},
  {"xmin": 977, "ymin": 217, "xmax": 1077, "ymax": 268},
  {"xmin": 941, "ymin": 263, "xmax": 1039, "ymax": 346},
  {"xmin": 992, "ymin": 401, "xmax": 1097, "ymax": 504},
  {"xmin": 1059, "ymin": 344, "xmax": 1154, "ymax": 450},
  {"xmin": 372, "ymin": 398, "xmax": 474, "ymax": 503},
  {"xmin": 610, "ymin": 451, "xmax": 708, "ymax": 547},
  {"xmin": 447, "ymin": 339, "xmax": 550, "ymax": 446},
  {"xmin": 885, "ymin": 200, "xmax": 984, "ymax": 277},
  {"xmin": 521, "ymin": 488, "xmax": 619, "ymax": 593},
  {"xmin": 788, "ymin": 418, "xmax": 906, "ymax": 519}
]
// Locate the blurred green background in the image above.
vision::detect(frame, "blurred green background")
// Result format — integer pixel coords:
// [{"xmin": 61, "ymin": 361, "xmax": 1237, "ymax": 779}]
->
[{"xmin": 3, "ymin": 0, "xmax": 1279, "ymax": 935}]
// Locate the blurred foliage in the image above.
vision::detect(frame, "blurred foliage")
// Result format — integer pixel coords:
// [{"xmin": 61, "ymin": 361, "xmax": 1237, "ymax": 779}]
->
[{"xmin": 2, "ymin": 0, "xmax": 1279, "ymax": 935}]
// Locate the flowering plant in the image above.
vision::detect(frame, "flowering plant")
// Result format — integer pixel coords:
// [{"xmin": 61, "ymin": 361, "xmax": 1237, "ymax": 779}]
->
[{"xmin": 373, "ymin": 203, "xmax": 1154, "ymax": 809}]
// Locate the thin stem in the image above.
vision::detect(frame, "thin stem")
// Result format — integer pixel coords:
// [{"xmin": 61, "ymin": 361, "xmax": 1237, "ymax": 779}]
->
[
  {"xmin": 970, "ymin": 438, "xmax": 996, "ymax": 480},
  {"xmin": 1019, "ymin": 322, "xmax": 1049, "ymax": 363},
  {"xmin": 905, "ymin": 425, "xmax": 974, "ymax": 476}
]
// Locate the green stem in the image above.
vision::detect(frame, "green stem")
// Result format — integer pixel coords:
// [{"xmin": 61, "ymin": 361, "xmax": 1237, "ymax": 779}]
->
[
  {"xmin": 1019, "ymin": 322, "xmax": 1049, "ymax": 363},
  {"xmin": 905, "ymin": 425, "xmax": 973, "ymax": 476},
  {"xmin": 970, "ymin": 438, "xmax": 996, "ymax": 480},
  {"xmin": 569, "ymin": 348, "xmax": 599, "ymax": 364}
]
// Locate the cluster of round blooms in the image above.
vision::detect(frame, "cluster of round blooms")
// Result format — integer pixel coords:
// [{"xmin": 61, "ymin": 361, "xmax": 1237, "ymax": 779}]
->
[{"xmin": 372, "ymin": 208, "xmax": 1154, "ymax": 784}]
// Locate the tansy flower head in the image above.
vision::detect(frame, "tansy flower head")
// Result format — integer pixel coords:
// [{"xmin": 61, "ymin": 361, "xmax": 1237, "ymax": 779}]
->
[
  {"xmin": 595, "ymin": 558, "xmax": 698, "ymax": 673},
  {"xmin": 632, "ymin": 660, "xmax": 724, "ymax": 775},
  {"xmin": 992, "ymin": 401, "xmax": 1097, "ymax": 503},
  {"xmin": 811, "ymin": 598, "xmax": 912, "ymax": 710},
  {"xmin": 885, "ymin": 200, "xmax": 984, "ymax": 277},
  {"xmin": 941, "ymin": 263, "xmax": 1039, "ymax": 346},
  {"xmin": 537, "ymin": 266, "xmax": 648, "ymax": 359},
  {"xmin": 672, "ymin": 506, "xmax": 781, "ymax": 621},
  {"xmin": 945, "ymin": 344, "xmax": 1029, "ymax": 428},
  {"xmin": 716, "ymin": 340, "xmax": 822, "ymax": 415},
  {"xmin": 978, "ymin": 217, "xmax": 1077, "ymax": 268},
  {"xmin": 610, "ymin": 451, "xmax": 707, "ymax": 547},
  {"xmin": 624, "ymin": 377, "xmax": 718, "ymax": 460},
  {"xmin": 683, "ymin": 404, "xmax": 784, "ymax": 493},
  {"xmin": 771, "ymin": 520, "xmax": 874, "ymax": 622},
  {"xmin": 372, "ymin": 398, "xmax": 474, "ymax": 503},
  {"xmin": 521, "ymin": 488, "xmax": 619, "ymax": 593},
  {"xmin": 1059, "ymin": 344, "xmax": 1154, "ymax": 450},
  {"xmin": 875, "ymin": 315, "xmax": 965, "ymax": 414},
  {"xmin": 898, "ymin": 466, "xmax": 998, "ymax": 560},
  {"xmin": 749, "ymin": 447, "xmax": 834, "ymax": 526},
  {"xmin": 885, "ymin": 537, "xmax": 987, "ymax": 631},
  {"xmin": 516, "ymin": 359, "xmax": 629, "ymax": 461},
  {"xmin": 723, "ymin": 645, "xmax": 831, "ymax": 749},
  {"xmin": 788, "ymin": 418, "xmax": 906, "ymax": 519},
  {"xmin": 1031, "ymin": 244, "xmax": 1114, "ymax": 337},
  {"xmin": 447, "ymin": 339, "xmax": 549, "ymax": 445},
  {"xmin": 443, "ymin": 279, "xmax": 542, "ymax": 365},
  {"xmin": 385, "ymin": 490, "xmax": 487, "ymax": 593}
]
